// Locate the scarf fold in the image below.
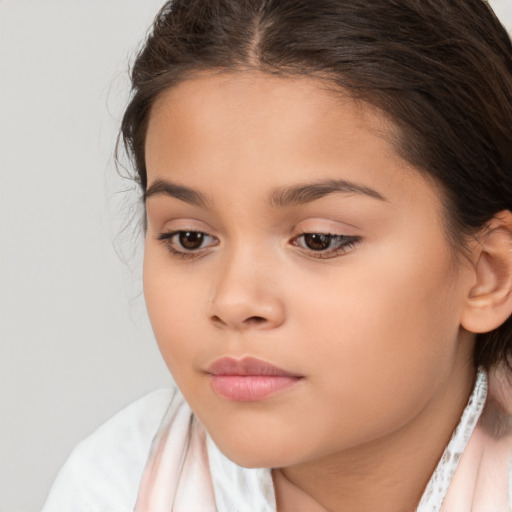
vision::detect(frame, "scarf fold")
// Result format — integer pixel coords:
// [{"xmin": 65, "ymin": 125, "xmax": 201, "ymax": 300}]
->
[
  {"xmin": 441, "ymin": 367, "xmax": 512, "ymax": 512},
  {"xmin": 134, "ymin": 368, "xmax": 512, "ymax": 512}
]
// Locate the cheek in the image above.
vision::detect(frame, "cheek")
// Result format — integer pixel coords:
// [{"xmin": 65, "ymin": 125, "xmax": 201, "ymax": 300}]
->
[
  {"xmin": 286, "ymin": 234, "xmax": 464, "ymax": 428},
  {"xmin": 292, "ymin": 235, "xmax": 460, "ymax": 352},
  {"xmin": 142, "ymin": 246, "xmax": 206, "ymax": 376}
]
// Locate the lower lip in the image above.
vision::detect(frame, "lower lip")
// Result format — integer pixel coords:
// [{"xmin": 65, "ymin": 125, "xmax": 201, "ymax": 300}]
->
[{"xmin": 209, "ymin": 375, "xmax": 301, "ymax": 401}]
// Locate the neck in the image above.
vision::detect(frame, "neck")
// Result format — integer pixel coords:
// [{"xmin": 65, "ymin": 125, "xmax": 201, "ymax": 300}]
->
[{"xmin": 273, "ymin": 360, "xmax": 477, "ymax": 512}]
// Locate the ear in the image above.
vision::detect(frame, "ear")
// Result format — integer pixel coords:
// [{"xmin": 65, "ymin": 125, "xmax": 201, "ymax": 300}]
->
[{"xmin": 461, "ymin": 210, "xmax": 512, "ymax": 334}]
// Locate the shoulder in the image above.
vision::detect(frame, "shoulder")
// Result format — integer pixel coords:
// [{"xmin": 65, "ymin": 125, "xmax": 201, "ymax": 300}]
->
[{"xmin": 42, "ymin": 388, "xmax": 181, "ymax": 512}]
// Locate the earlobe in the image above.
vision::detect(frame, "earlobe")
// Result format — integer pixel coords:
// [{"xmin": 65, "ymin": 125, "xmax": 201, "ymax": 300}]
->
[{"xmin": 461, "ymin": 210, "xmax": 512, "ymax": 334}]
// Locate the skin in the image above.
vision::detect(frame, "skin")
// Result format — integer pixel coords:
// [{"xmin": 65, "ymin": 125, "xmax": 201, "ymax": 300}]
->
[{"xmin": 143, "ymin": 71, "xmax": 478, "ymax": 512}]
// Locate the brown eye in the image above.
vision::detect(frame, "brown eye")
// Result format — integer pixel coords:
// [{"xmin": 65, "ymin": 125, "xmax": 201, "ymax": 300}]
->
[
  {"xmin": 292, "ymin": 232, "xmax": 361, "ymax": 259},
  {"xmin": 178, "ymin": 231, "xmax": 205, "ymax": 250},
  {"xmin": 303, "ymin": 233, "xmax": 332, "ymax": 251},
  {"xmin": 157, "ymin": 230, "xmax": 218, "ymax": 257}
]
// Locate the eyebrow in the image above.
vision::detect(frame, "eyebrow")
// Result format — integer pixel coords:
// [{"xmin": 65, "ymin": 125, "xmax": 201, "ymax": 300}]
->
[
  {"xmin": 144, "ymin": 177, "xmax": 386, "ymax": 207},
  {"xmin": 145, "ymin": 179, "xmax": 211, "ymax": 207},
  {"xmin": 269, "ymin": 179, "xmax": 387, "ymax": 207}
]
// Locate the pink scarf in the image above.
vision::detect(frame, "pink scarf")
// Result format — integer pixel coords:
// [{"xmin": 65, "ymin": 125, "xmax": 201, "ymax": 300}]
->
[{"xmin": 441, "ymin": 367, "xmax": 512, "ymax": 511}]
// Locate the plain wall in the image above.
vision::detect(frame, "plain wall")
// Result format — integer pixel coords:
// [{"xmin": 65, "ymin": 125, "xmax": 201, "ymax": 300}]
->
[
  {"xmin": 0, "ymin": 2, "xmax": 170, "ymax": 511},
  {"xmin": 1, "ymin": 1, "xmax": 511, "ymax": 511}
]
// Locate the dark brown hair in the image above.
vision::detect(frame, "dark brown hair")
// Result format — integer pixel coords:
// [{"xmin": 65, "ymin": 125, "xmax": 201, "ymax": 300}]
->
[{"xmin": 120, "ymin": 0, "xmax": 512, "ymax": 370}]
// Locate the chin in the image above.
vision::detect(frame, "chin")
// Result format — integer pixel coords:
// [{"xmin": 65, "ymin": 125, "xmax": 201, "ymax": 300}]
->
[{"xmin": 207, "ymin": 430, "xmax": 292, "ymax": 468}]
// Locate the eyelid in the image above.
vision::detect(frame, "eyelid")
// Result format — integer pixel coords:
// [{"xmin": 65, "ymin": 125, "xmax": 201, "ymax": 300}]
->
[{"xmin": 291, "ymin": 217, "xmax": 361, "ymax": 235}]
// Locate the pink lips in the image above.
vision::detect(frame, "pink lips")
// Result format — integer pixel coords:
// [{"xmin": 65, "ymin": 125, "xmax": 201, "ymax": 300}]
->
[{"xmin": 207, "ymin": 357, "xmax": 302, "ymax": 402}]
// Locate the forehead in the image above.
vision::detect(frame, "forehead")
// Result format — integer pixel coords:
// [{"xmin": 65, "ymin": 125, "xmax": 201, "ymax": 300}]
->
[
  {"xmin": 151, "ymin": 71, "xmax": 354, "ymax": 119},
  {"xmin": 144, "ymin": 70, "xmax": 438, "ymax": 213},
  {"xmin": 146, "ymin": 70, "xmax": 398, "ymax": 170}
]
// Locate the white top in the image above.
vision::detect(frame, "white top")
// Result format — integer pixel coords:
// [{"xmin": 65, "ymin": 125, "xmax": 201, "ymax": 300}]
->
[
  {"xmin": 42, "ymin": 370, "xmax": 511, "ymax": 511},
  {"xmin": 43, "ymin": 389, "xmax": 174, "ymax": 512}
]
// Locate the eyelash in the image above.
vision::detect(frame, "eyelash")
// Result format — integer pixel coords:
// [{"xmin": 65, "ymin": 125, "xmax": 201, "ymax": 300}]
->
[
  {"xmin": 291, "ymin": 233, "xmax": 361, "ymax": 259},
  {"xmin": 157, "ymin": 231, "xmax": 361, "ymax": 260}
]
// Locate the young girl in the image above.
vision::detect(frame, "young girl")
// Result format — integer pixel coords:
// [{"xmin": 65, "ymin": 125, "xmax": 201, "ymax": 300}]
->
[{"xmin": 43, "ymin": 0, "xmax": 512, "ymax": 510}]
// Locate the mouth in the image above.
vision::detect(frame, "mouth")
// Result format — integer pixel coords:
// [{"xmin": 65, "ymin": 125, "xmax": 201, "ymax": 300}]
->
[{"xmin": 206, "ymin": 356, "xmax": 303, "ymax": 402}]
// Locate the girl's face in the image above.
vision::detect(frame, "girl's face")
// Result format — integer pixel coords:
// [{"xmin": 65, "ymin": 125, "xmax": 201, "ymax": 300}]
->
[{"xmin": 143, "ymin": 72, "xmax": 476, "ymax": 468}]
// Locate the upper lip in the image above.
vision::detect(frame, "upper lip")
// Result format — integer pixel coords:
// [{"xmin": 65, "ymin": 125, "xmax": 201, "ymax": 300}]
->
[{"xmin": 207, "ymin": 356, "xmax": 301, "ymax": 377}]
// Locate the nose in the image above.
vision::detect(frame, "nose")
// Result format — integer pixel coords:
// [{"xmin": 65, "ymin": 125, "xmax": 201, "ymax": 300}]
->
[{"xmin": 208, "ymin": 250, "xmax": 286, "ymax": 331}]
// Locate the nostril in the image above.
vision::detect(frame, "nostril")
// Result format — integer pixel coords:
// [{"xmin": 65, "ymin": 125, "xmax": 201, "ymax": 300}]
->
[
  {"xmin": 210, "ymin": 315, "xmax": 226, "ymax": 326},
  {"xmin": 210, "ymin": 314, "xmax": 268, "ymax": 329},
  {"xmin": 246, "ymin": 316, "xmax": 266, "ymax": 325}
]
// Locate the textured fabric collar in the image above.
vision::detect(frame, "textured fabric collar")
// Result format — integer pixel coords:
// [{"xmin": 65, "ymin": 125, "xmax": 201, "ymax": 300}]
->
[{"xmin": 416, "ymin": 369, "xmax": 488, "ymax": 511}]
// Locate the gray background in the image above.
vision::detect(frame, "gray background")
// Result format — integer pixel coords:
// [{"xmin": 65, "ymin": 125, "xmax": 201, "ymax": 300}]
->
[{"xmin": 1, "ymin": 1, "xmax": 511, "ymax": 511}]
